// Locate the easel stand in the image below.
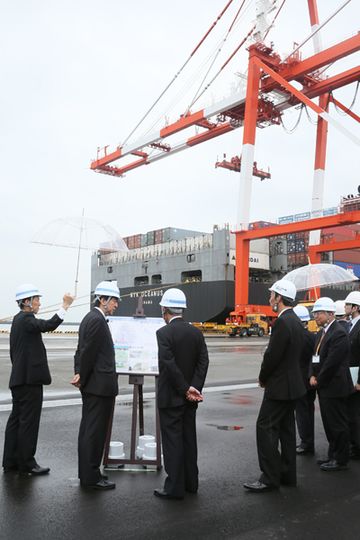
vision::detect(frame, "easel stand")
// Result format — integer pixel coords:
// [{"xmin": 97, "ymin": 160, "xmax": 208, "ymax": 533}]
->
[{"xmin": 103, "ymin": 374, "xmax": 162, "ymax": 470}]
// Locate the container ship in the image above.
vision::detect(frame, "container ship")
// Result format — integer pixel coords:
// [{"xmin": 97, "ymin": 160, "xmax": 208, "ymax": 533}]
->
[{"xmin": 91, "ymin": 199, "xmax": 360, "ymax": 323}]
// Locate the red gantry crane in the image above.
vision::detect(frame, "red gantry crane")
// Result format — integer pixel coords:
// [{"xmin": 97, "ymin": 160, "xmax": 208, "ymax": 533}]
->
[{"xmin": 90, "ymin": 0, "xmax": 360, "ymax": 319}]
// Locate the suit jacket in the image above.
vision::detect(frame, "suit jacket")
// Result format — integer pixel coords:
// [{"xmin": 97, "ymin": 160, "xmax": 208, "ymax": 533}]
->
[
  {"xmin": 259, "ymin": 308, "xmax": 306, "ymax": 400},
  {"xmin": 9, "ymin": 310, "xmax": 63, "ymax": 388},
  {"xmin": 310, "ymin": 320, "xmax": 353, "ymax": 397},
  {"xmin": 74, "ymin": 308, "xmax": 118, "ymax": 397},
  {"xmin": 299, "ymin": 327, "xmax": 316, "ymax": 389},
  {"xmin": 156, "ymin": 318, "xmax": 209, "ymax": 408},
  {"xmin": 348, "ymin": 317, "xmax": 360, "ymax": 384}
]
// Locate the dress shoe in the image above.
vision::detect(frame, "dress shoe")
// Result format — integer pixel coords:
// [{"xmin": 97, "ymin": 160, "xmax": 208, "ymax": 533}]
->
[
  {"xmin": 19, "ymin": 465, "xmax": 50, "ymax": 477},
  {"xmin": 81, "ymin": 479, "xmax": 115, "ymax": 490},
  {"xmin": 243, "ymin": 481, "xmax": 277, "ymax": 492},
  {"xmin": 153, "ymin": 488, "xmax": 184, "ymax": 500},
  {"xmin": 316, "ymin": 458, "xmax": 331, "ymax": 465},
  {"xmin": 320, "ymin": 459, "xmax": 348, "ymax": 472},
  {"xmin": 296, "ymin": 445, "xmax": 314, "ymax": 455}
]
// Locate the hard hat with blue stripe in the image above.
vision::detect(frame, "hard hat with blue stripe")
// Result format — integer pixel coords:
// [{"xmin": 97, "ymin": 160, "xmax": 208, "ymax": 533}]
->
[{"xmin": 159, "ymin": 288, "xmax": 187, "ymax": 308}]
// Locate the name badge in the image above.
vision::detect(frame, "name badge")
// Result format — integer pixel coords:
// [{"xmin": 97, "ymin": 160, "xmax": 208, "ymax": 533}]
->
[{"xmin": 312, "ymin": 355, "xmax": 320, "ymax": 364}]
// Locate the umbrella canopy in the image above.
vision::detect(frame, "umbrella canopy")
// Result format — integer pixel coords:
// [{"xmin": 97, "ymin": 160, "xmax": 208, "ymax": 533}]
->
[
  {"xmin": 284, "ymin": 263, "xmax": 358, "ymax": 291},
  {"xmin": 31, "ymin": 216, "xmax": 128, "ymax": 252},
  {"xmin": 31, "ymin": 214, "xmax": 128, "ymax": 296}
]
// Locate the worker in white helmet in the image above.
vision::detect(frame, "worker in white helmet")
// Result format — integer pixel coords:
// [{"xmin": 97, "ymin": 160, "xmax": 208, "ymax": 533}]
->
[
  {"xmin": 344, "ymin": 291, "xmax": 360, "ymax": 460},
  {"xmin": 310, "ymin": 297, "xmax": 353, "ymax": 471},
  {"xmin": 334, "ymin": 300, "xmax": 350, "ymax": 332},
  {"xmin": 71, "ymin": 281, "xmax": 120, "ymax": 490},
  {"xmin": 293, "ymin": 305, "xmax": 316, "ymax": 456},
  {"xmin": 2, "ymin": 284, "xmax": 74, "ymax": 476},
  {"xmin": 154, "ymin": 288, "xmax": 209, "ymax": 500},
  {"xmin": 244, "ymin": 279, "xmax": 306, "ymax": 492}
]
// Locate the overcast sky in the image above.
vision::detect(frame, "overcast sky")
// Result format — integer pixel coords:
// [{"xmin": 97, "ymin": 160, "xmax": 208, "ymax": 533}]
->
[{"xmin": 1, "ymin": 0, "xmax": 359, "ymax": 322}]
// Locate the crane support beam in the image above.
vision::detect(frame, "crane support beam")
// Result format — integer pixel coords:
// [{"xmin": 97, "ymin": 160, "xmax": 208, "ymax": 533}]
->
[
  {"xmin": 304, "ymin": 67, "xmax": 360, "ymax": 99},
  {"xmin": 235, "ymin": 211, "xmax": 360, "ymax": 305},
  {"xmin": 235, "ymin": 210, "xmax": 360, "ymax": 239},
  {"xmin": 261, "ymin": 33, "xmax": 360, "ymax": 92},
  {"xmin": 309, "ymin": 237, "xmax": 360, "ymax": 254},
  {"xmin": 91, "ymin": 34, "xmax": 360, "ymax": 176}
]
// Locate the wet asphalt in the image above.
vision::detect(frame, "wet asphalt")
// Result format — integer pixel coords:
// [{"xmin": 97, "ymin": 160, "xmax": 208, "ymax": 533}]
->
[{"xmin": 0, "ymin": 336, "xmax": 359, "ymax": 539}]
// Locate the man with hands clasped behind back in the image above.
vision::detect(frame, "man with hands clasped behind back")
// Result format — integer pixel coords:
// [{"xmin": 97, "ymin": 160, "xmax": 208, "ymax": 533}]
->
[{"xmin": 154, "ymin": 288, "xmax": 209, "ymax": 500}]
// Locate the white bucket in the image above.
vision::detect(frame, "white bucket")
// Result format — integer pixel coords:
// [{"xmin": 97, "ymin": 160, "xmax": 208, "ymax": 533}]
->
[
  {"xmin": 142, "ymin": 442, "xmax": 157, "ymax": 460},
  {"xmin": 109, "ymin": 441, "xmax": 125, "ymax": 459},
  {"xmin": 136, "ymin": 435, "xmax": 155, "ymax": 458}
]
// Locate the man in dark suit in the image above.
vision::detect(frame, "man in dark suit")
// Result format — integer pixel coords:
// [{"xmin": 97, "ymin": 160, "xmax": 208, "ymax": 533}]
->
[
  {"xmin": 244, "ymin": 279, "xmax": 306, "ymax": 492},
  {"xmin": 293, "ymin": 305, "xmax": 316, "ymax": 455},
  {"xmin": 344, "ymin": 291, "xmax": 360, "ymax": 460},
  {"xmin": 2, "ymin": 283, "xmax": 73, "ymax": 475},
  {"xmin": 310, "ymin": 297, "xmax": 353, "ymax": 471},
  {"xmin": 154, "ymin": 288, "xmax": 209, "ymax": 500},
  {"xmin": 71, "ymin": 280, "xmax": 120, "ymax": 490}
]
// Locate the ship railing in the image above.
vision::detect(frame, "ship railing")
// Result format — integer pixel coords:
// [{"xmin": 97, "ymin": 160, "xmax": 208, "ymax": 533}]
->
[{"xmin": 97, "ymin": 233, "xmax": 214, "ymax": 266}]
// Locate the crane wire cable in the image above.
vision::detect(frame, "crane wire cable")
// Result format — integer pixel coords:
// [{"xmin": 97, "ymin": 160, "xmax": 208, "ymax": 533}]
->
[
  {"xmin": 120, "ymin": 0, "xmax": 235, "ymax": 147},
  {"xmin": 139, "ymin": 0, "xmax": 256, "ymax": 139},
  {"xmin": 185, "ymin": 0, "xmax": 248, "ymax": 114},
  {"xmin": 282, "ymin": 0, "xmax": 352, "ymax": 63}
]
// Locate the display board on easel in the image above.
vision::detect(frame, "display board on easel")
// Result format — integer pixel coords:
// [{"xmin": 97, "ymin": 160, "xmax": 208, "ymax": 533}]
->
[
  {"xmin": 104, "ymin": 316, "xmax": 165, "ymax": 470},
  {"xmin": 108, "ymin": 316, "xmax": 165, "ymax": 374}
]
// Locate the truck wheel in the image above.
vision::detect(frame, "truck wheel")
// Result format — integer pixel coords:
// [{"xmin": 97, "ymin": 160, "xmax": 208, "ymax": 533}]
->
[{"xmin": 258, "ymin": 329, "xmax": 264, "ymax": 337}]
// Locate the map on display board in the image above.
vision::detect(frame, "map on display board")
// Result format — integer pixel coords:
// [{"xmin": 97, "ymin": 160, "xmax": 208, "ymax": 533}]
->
[{"xmin": 108, "ymin": 316, "xmax": 165, "ymax": 375}]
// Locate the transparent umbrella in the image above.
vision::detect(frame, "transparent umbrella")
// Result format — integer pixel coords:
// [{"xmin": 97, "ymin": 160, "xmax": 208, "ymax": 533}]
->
[
  {"xmin": 284, "ymin": 263, "xmax": 358, "ymax": 292},
  {"xmin": 31, "ymin": 211, "xmax": 128, "ymax": 296}
]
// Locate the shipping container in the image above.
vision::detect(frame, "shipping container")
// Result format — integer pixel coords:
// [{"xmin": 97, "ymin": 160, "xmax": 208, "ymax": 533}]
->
[
  {"xmin": 141, "ymin": 234, "xmax": 147, "ymax": 247},
  {"xmin": 334, "ymin": 260, "xmax": 360, "ymax": 278},
  {"xmin": 334, "ymin": 249, "xmax": 360, "ymax": 265},
  {"xmin": 133, "ymin": 234, "xmax": 141, "ymax": 249}
]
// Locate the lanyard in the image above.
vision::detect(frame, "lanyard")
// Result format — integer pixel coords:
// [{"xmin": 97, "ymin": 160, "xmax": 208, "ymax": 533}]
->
[{"xmin": 315, "ymin": 330, "xmax": 325, "ymax": 355}]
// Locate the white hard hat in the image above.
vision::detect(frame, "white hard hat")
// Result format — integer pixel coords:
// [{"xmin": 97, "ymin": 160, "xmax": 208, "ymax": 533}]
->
[
  {"xmin": 269, "ymin": 279, "xmax": 296, "ymax": 301},
  {"xmin": 334, "ymin": 300, "xmax": 346, "ymax": 316},
  {"xmin": 159, "ymin": 288, "xmax": 187, "ymax": 308},
  {"xmin": 312, "ymin": 297, "xmax": 336, "ymax": 313},
  {"xmin": 15, "ymin": 283, "xmax": 42, "ymax": 302},
  {"xmin": 94, "ymin": 280, "xmax": 120, "ymax": 299},
  {"xmin": 344, "ymin": 291, "xmax": 360, "ymax": 307},
  {"xmin": 293, "ymin": 305, "xmax": 310, "ymax": 322}
]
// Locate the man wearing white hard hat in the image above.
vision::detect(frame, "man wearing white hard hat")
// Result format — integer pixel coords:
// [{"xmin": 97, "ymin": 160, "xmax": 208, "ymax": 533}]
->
[
  {"xmin": 310, "ymin": 297, "xmax": 353, "ymax": 471},
  {"xmin": 154, "ymin": 288, "xmax": 209, "ymax": 500},
  {"xmin": 293, "ymin": 305, "xmax": 316, "ymax": 456},
  {"xmin": 244, "ymin": 279, "xmax": 306, "ymax": 492},
  {"xmin": 344, "ymin": 291, "xmax": 360, "ymax": 460},
  {"xmin": 334, "ymin": 300, "xmax": 350, "ymax": 332},
  {"xmin": 2, "ymin": 284, "xmax": 74, "ymax": 476},
  {"xmin": 71, "ymin": 280, "xmax": 120, "ymax": 490}
]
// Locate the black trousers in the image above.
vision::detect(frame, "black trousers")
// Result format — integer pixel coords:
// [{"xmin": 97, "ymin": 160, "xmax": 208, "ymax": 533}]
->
[
  {"xmin": 318, "ymin": 395, "xmax": 349, "ymax": 464},
  {"xmin": 2, "ymin": 385, "xmax": 43, "ymax": 472},
  {"xmin": 348, "ymin": 392, "xmax": 360, "ymax": 454},
  {"xmin": 256, "ymin": 396, "xmax": 297, "ymax": 488},
  {"xmin": 295, "ymin": 388, "xmax": 316, "ymax": 450},
  {"xmin": 78, "ymin": 392, "xmax": 115, "ymax": 485},
  {"xmin": 159, "ymin": 402, "xmax": 198, "ymax": 497}
]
